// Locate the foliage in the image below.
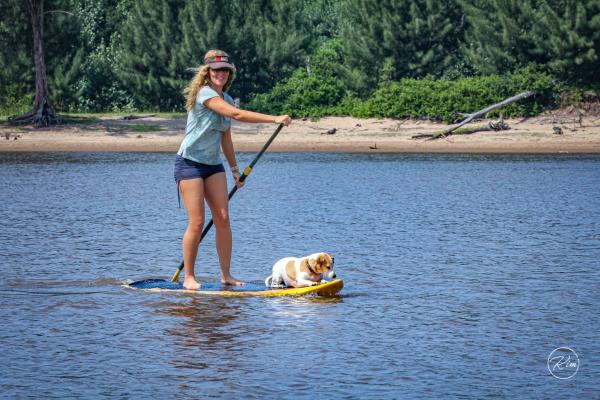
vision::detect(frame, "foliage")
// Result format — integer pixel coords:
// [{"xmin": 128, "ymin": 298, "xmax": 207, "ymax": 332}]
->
[
  {"xmin": 247, "ymin": 40, "xmax": 358, "ymax": 117},
  {"xmin": 2, "ymin": 0, "xmax": 599, "ymax": 115},
  {"xmin": 224, "ymin": 0, "xmax": 310, "ymax": 100},
  {"xmin": 0, "ymin": 91, "xmax": 34, "ymax": 119},
  {"xmin": 1, "ymin": 0, "xmax": 138, "ymax": 113},
  {"xmin": 115, "ymin": 0, "xmax": 186, "ymax": 111},
  {"xmin": 113, "ymin": 0, "xmax": 310, "ymax": 108},
  {"xmin": 0, "ymin": 0, "xmax": 33, "ymax": 116},
  {"xmin": 461, "ymin": 0, "xmax": 600, "ymax": 83},
  {"xmin": 341, "ymin": 0, "xmax": 467, "ymax": 92},
  {"xmin": 67, "ymin": 0, "xmax": 135, "ymax": 112},
  {"xmin": 299, "ymin": 0, "xmax": 343, "ymax": 40},
  {"xmin": 356, "ymin": 69, "xmax": 558, "ymax": 122},
  {"xmin": 248, "ymin": 69, "xmax": 353, "ymax": 117},
  {"xmin": 248, "ymin": 46, "xmax": 559, "ymax": 121}
]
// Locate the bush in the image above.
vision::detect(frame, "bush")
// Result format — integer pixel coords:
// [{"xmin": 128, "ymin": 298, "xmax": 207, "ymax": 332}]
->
[
  {"xmin": 355, "ymin": 69, "xmax": 559, "ymax": 122},
  {"xmin": 57, "ymin": 44, "xmax": 138, "ymax": 113},
  {"xmin": 248, "ymin": 67, "xmax": 559, "ymax": 121},
  {"xmin": 247, "ymin": 39, "xmax": 356, "ymax": 118},
  {"xmin": 248, "ymin": 68, "xmax": 350, "ymax": 117},
  {"xmin": 0, "ymin": 85, "xmax": 34, "ymax": 119}
]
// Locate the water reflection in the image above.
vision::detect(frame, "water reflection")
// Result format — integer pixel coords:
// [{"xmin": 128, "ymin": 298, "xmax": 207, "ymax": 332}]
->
[
  {"xmin": 156, "ymin": 291, "xmax": 346, "ymax": 376},
  {"xmin": 160, "ymin": 296, "xmax": 242, "ymax": 350}
]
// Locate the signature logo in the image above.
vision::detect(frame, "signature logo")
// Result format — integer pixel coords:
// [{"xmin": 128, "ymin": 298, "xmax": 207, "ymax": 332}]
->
[{"xmin": 547, "ymin": 347, "xmax": 579, "ymax": 379}]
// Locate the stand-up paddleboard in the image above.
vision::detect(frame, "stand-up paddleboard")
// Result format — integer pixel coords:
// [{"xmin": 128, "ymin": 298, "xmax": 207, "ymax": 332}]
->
[{"xmin": 127, "ymin": 278, "xmax": 343, "ymax": 297}]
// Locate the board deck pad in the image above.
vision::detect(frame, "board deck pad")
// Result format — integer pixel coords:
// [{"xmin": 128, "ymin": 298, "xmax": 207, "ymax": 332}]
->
[{"xmin": 128, "ymin": 278, "xmax": 343, "ymax": 297}]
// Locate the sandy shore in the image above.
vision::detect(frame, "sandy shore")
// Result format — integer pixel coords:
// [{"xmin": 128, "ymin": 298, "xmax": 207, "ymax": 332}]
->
[{"xmin": 2, "ymin": 114, "xmax": 600, "ymax": 153}]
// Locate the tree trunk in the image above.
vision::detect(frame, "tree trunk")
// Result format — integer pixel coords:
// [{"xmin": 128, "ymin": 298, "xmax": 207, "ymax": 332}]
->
[{"xmin": 10, "ymin": 0, "xmax": 58, "ymax": 126}]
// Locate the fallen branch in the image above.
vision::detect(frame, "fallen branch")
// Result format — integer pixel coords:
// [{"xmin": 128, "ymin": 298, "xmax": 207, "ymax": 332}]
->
[
  {"xmin": 412, "ymin": 119, "xmax": 510, "ymax": 139},
  {"xmin": 122, "ymin": 114, "xmax": 156, "ymax": 120},
  {"xmin": 413, "ymin": 91, "xmax": 535, "ymax": 140}
]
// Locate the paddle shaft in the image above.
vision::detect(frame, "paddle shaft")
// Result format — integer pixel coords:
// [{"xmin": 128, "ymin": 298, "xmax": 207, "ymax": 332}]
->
[{"xmin": 171, "ymin": 123, "xmax": 284, "ymax": 282}]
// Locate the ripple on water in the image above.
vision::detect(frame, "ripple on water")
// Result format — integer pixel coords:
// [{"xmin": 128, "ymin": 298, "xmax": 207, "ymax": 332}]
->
[{"xmin": 1, "ymin": 152, "xmax": 599, "ymax": 397}]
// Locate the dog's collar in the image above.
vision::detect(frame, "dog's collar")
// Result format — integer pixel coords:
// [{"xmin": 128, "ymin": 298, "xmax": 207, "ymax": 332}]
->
[{"xmin": 305, "ymin": 259, "xmax": 316, "ymax": 274}]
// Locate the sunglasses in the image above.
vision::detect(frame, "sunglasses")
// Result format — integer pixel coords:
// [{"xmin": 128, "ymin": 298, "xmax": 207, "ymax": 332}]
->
[{"xmin": 211, "ymin": 67, "xmax": 231, "ymax": 73}]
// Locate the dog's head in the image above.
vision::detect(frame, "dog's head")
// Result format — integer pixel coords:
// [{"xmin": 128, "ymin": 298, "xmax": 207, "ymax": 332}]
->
[{"xmin": 307, "ymin": 252, "xmax": 336, "ymax": 278}]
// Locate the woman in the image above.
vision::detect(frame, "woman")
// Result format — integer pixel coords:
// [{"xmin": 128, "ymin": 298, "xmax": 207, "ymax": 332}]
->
[{"xmin": 176, "ymin": 49, "xmax": 291, "ymax": 290}]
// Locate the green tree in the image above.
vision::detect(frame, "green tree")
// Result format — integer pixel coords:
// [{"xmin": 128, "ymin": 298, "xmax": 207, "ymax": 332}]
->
[
  {"xmin": 176, "ymin": 0, "xmax": 234, "ymax": 98},
  {"xmin": 9, "ymin": 0, "xmax": 58, "ymax": 126},
  {"xmin": 299, "ymin": 0, "xmax": 343, "ymax": 40},
  {"xmin": 341, "ymin": 0, "xmax": 466, "ymax": 93},
  {"xmin": 461, "ymin": 0, "xmax": 600, "ymax": 83},
  {"xmin": 247, "ymin": 40, "xmax": 353, "ymax": 117},
  {"xmin": 2, "ymin": 0, "xmax": 133, "ymax": 114},
  {"xmin": 65, "ymin": 0, "xmax": 133, "ymax": 111},
  {"xmin": 0, "ymin": 0, "xmax": 33, "ymax": 115},
  {"xmin": 246, "ymin": 0, "xmax": 309, "ymax": 96},
  {"xmin": 116, "ymin": 0, "xmax": 186, "ymax": 110},
  {"xmin": 43, "ymin": 0, "xmax": 84, "ymax": 111},
  {"xmin": 178, "ymin": 0, "xmax": 309, "ymax": 102}
]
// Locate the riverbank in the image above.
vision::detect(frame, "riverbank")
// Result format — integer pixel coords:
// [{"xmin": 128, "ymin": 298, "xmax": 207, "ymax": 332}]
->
[{"xmin": 2, "ymin": 113, "xmax": 600, "ymax": 153}]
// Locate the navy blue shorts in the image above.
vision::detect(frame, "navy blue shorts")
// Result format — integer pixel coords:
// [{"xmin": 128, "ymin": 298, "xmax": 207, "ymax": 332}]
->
[
  {"xmin": 174, "ymin": 154, "xmax": 225, "ymax": 183},
  {"xmin": 174, "ymin": 155, "xmax": 225, "ymax": 207}
]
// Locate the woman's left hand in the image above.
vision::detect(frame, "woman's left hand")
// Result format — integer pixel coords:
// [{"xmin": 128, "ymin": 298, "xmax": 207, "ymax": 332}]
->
[{"xmin": 233, "ymin": 171, "xmax": 244, "ymax": 188}]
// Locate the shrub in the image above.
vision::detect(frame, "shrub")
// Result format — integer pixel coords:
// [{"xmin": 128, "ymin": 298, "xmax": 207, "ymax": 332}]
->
[
  {"xmin": 356, "ymin": 69, "xmax": 559, "ymax": 122},
  {"xmin": 0, "ymin": 85, "xmax": 34, "ymax": 119},
  {"xmin": 248, "ymin": 67, "xmax": 563, "ymax": 121},
  {"xmin": 247, "ymin": 40, "xmax": 353, "ymax": 118}
]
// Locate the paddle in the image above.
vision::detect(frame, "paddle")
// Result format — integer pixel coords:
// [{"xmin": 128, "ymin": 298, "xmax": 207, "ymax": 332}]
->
[{"xmin": 171, "ymin": 123, "xmax": 285, "ymax": 282}]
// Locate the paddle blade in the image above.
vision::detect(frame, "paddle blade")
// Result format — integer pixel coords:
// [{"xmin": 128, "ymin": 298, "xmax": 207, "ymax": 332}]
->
[{"xmin": 171, "ymin": 267, "xmax": 182, "ymax": 282}]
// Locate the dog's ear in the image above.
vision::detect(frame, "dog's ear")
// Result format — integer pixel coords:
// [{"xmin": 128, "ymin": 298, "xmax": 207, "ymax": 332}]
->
[
  {"xmin": 307, "ymin": 257, "xmax": 317, "ymax": 269},
  {"xmin": 316, "ymin": 253, "xmax": 333, "ymax": 268}
]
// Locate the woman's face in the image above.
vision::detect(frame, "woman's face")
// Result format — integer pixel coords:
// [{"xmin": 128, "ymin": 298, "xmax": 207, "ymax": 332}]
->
[{"xmin": 209, "ymin": 67, "xmax": 230, "ymax": 90}]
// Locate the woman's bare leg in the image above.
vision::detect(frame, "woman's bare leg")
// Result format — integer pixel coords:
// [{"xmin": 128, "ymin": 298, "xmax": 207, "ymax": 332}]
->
[
  {"xmin": 204, "ymin": 172, "xmax": 245, "ymax": 285},
  {"xmin": 179, "ymin": 178, "xmax": 205, "ymax": 289}
]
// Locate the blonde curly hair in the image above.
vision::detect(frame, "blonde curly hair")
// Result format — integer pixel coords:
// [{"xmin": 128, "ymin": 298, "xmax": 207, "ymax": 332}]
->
[{"xmin": 183, "ymin": 49, "xmax": 236, "ymax": 111}]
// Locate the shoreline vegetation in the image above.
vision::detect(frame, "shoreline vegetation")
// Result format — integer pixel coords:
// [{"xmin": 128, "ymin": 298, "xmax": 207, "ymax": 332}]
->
[
  {"xmin": 2, "ymin": 111, "xmax": 599, "ymax": 154},
  {"xmin": 5, "ymin": 1, "xmax": 600, "ymax": 128},
  {"xmin": 4, "ymin": 68, "xmax": 599, "ymax": 155},
  {"xmin": 3, "ymin": 0, "xmax": 599, "ymax": 154}
]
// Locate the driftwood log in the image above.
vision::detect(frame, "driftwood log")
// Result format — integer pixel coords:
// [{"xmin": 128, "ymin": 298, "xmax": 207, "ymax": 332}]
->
[
  {"xmin": 412, "ymin": 118, "xmax": 510, "ymax": 139},
  {"xmin": 412, "ymin": 91, "xmax": 535, "ymax": 140}
]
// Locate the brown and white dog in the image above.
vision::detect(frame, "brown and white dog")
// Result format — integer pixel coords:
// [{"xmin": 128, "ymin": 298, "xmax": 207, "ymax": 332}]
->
[{"xmin": 265, "ymin": 252, "xmax": 336, "ymax": 288}]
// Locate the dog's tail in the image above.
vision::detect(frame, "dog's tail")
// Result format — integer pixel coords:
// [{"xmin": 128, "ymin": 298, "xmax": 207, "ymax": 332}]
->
[
  {"xmin": 265, "ymin": 274, "xmax": 285, "ymax": 288},
  {"xmin": 264, "ymin": 275, "xmax": 274, "ymax": 288}
]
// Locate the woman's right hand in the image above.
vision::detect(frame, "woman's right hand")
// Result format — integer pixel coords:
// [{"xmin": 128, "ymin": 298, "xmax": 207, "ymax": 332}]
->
[{"xmin": 274, "ymin": 115, "xmax": 292, "ymax": 126}]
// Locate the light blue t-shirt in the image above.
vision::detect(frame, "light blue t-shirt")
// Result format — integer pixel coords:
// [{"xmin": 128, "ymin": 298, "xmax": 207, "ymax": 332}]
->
[{"xmin": 177, "ymin": 85, "xmax": 235, "ymax": 165}]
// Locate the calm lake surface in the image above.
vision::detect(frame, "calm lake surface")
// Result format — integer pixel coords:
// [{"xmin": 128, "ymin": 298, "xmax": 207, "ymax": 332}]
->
[{"xmin": 1, "ymin": 152, "xmax": 599, "ymax": 398}]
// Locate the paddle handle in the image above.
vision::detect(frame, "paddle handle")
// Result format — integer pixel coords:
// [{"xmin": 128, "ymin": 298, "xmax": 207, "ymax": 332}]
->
[{"xmin": 171, "ymin": 124, "xmax": 284, "ymax": 282}]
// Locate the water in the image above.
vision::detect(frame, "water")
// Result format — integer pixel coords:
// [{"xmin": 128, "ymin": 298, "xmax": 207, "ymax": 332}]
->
[{"xmin": 1, "ymin": 152, "xmax": 599, "ymax": 398}]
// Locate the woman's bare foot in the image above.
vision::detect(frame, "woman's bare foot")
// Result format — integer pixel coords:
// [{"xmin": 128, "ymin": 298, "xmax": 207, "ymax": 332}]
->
[
  {"xmin": 221, "ymin": 275, "xmax": 245, "ymax": 286},
  {"xmin": 183, "ymin": 276, "xmax": 201, "ymax": 290}
]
